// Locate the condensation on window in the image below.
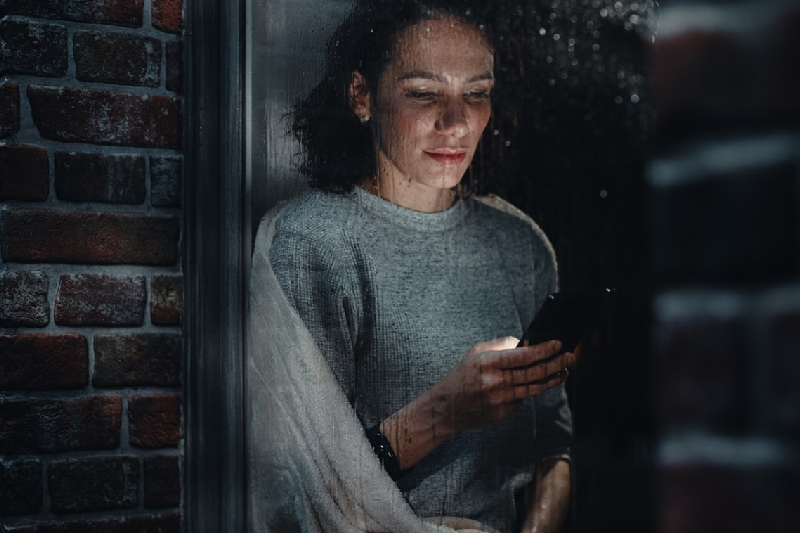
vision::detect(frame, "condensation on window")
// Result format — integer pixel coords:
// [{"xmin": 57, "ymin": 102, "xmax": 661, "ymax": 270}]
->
[{"xmin": 244, "ymin": 2, "xmax": 656, "ymax": 532}]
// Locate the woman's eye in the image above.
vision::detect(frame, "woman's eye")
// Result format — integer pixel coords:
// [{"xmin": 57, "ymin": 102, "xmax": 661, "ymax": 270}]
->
[
  {"xmin": 406, "ymin": 90, "xmax": 435, "ymax": 101},
  {"xmin": 465, "ymin": 90, "xmax": 490, "ymax": 102}
]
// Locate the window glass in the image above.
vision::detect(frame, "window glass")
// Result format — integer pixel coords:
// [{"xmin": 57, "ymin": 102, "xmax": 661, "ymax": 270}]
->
[{"xmin": 245, "ymin": 2, "xmax": 655, "ymax": 532}]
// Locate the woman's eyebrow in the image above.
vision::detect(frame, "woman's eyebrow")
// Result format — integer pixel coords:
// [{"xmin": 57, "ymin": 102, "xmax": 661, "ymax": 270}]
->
[
  {"xmin": 467, "ymin": 72, "xmax": 495, "ymax": 82},
  {"xmin": 396, "ymin": 71, "xmax": 447, "ymax": 82},
  {"xmin": 396, "ymin": 71, "xmax": 495, "ymax": 82}
]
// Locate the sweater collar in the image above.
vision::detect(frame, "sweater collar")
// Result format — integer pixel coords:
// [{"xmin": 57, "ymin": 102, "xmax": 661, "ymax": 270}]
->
[{"xmin": 351, "ymin": 186, "xmax": 469, "ymax": 232}]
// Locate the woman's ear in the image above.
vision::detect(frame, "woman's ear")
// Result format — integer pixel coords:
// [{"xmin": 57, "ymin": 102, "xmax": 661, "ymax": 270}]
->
[{"xmin": 349, "ymin": 71, "xmax": 371, "ymax": 123}]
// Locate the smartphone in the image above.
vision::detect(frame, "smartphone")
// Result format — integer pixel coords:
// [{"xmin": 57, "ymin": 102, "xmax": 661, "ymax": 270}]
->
[{"xmin": 517, "ymin": 289, "xmax": 617, "ymax": 352}]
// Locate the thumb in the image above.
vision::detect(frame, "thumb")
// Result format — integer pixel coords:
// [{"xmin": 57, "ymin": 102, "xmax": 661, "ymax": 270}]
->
[{"xmin": 472, "ymin": 336, "xmax": 519, "ymax": 354}]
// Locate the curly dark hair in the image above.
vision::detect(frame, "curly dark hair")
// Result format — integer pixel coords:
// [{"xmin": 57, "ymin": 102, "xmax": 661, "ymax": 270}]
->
[{"xmin": 291, "ymin": 0, "xmax": 495, "ymax": 193}]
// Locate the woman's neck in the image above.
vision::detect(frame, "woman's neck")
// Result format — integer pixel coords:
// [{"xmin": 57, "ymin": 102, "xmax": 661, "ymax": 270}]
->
[{"xmin": 360, "ymin": 175, "xmax": 457, "ymax": 213}]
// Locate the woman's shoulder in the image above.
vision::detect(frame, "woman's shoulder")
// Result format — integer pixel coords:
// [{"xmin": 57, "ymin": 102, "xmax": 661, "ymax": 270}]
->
[
  {"xmin": 470, "ymin": 195, "xmax": 554, "ymax": 252},
  {"xmin": 270, "ymin": 189, "xmax": 356, "ymax": 236},
  {"xmin": 255, "ymin": 189, "xmax": 366, "ymax": 256}
]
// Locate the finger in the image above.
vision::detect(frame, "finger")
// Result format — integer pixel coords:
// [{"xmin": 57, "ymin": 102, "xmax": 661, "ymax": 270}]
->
[
  {"xmin": 527, "ymin": 350, "xmax": 577, "ymax": 382},
  {"xmin": 491, "ymin": 340, "xmax": 562, "ymax": 369},
  {"xmin": 511, "ymin": 368, "xmax": 569, "ymax": 400},
  {"xmin": 504, "ymin": 350, "xmax": 576, "ymax": 386},
  {"xmin": 469, "ymin": 336, "xmax": 520, "ymax": 356}
]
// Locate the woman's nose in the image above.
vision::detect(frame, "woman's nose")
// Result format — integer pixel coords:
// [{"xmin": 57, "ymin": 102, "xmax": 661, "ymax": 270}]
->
[{"xmin": 436, "ymin": 99, "xmax": 469, "ymax": 136}]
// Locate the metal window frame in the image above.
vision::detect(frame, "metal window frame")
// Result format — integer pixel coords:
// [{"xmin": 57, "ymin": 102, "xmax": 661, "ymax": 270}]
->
[{"xmin": 183, "ymin": 0, "xmax": 247, "ymax": 530}]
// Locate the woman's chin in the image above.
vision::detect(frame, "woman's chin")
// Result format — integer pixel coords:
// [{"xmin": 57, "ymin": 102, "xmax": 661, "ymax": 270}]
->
[{"xmin": 416, "ymin": 169, "xmax": 467, "ymax": 191}]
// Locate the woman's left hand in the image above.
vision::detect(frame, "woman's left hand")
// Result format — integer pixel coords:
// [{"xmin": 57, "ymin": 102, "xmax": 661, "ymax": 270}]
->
[{"xmin": 379, "ymin": 336, "xmax": 576, "ymax": 470}]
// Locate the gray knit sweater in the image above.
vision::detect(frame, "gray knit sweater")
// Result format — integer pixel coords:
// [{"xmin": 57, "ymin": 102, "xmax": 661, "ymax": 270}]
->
[{"xmin": 268, "ymin": 187, "xmax": 572, "ymax": 533}]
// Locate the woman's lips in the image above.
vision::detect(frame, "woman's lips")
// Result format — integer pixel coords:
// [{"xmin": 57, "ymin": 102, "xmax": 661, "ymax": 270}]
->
[{"xmin": 424, "ymin": 150, "xmax": 467, "ymax": 165}]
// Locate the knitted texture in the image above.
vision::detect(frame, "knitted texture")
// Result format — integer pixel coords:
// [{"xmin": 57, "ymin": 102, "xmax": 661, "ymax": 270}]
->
[{"xmin": 268, "ymin": 188, "xmax": 572, "ymax": 532}]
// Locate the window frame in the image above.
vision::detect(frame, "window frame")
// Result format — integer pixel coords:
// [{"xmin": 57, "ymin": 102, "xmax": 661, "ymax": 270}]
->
[{"xmin": 183, "ymin": 0, "xmax": 248, "ymax": 530}]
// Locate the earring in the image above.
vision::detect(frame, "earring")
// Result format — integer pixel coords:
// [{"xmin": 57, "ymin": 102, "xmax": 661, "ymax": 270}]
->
[{"xmin": 360, "ymin": 115, "xmax": 370, "ymax": 124}]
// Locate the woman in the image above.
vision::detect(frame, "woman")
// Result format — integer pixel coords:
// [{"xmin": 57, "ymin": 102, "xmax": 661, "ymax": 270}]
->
[{"xmin": 248, "ymin": 1, "xmax": 575, "ymax": 532}]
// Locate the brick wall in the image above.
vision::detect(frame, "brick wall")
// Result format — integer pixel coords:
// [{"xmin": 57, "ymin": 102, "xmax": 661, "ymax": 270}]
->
[
  {"xmin": 1, "ymin": 1, "xmax": 184, "ymax": 531},
  {"xmin": 651, "ymin": 1, "xmax": 800, "ymax": 532}
]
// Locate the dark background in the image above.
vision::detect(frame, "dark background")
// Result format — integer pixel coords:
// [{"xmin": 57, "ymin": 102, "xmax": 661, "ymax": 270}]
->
[{"xmin": 471, "ymin": 1, "xmax": 800, "ymax": 532}]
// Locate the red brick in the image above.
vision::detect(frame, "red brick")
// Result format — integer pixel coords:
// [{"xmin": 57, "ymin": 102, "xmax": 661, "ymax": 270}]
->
[
  {"xmin": 152, "ymin": 0, "xmax": 182, "ymax": 34},
  {"xmin": 150, "ymin": 156, "xmax": 182, "ymax": 207},
  {"xmin": 55, "ymin": 151, "xmax": 145, "ymax": 204},
  {"xmin": 128, "ymin": 394, "xmax": 181, "ymax": 448},
  {"xmin": 0, "ymin": 145, "xmax": 49, "ymax": 201},
  {"xmin": 48, "ymin": 456, "xmax": 139, "ymax": 513},
  {"xmin": 144, "ymin": 455, "xmax": 180, "ymax": 508},
  {"xmin": 1, "ymin": 210, "xmax": 179, "ymax": 265},
  {"xmin": 658, "ymin": 465, "xmax": 800, "ymax": 533},
  {"xmin": 654, "ymin": 31, "xmax": 753, "ymax": 126},
  {"xmin": 0, "ymin": 0, "xmax": 64, "ymax": 19},
  {"xmin": 651, "ymin": 162, "xmax": 797, "ymax": 285},
  {"xmin": 74, "ymin": 31, "xmax": 161, "ymax": 87},
  {"xmin": 0, "ymin": 271, "xmax": 49, "ymax": 327},
  {"xmin": 94, "ymin": 333, "xmax": 181, "ymax": 387},
  {"xmin": 0, "ymin": 458, "xmax": 43, "ymax": 516},
  {"xmin": 772, "ymin": 9, "xmax": 800, "ymax": 120},
  {"xmin": 2, "ymin": 0, "xmax": 144, "ymax": 28},
  {"xmin": 0, "ymin": 396, "xmax": 121, "ymax": 454},
  {"xmin": 0, "ymin": 334, "xmax": 87, "ymax": 390},
  {"xmin": 0, "ymin": 81, "xmax": 20, "ymax": 138},
  {"xmin": 165, "ymin": 39, "xmax": 182, "ymax": 93},
  {"xmin": 55, "ymin": 274, "xmax": 145, "ymax": 327},
  {"xmin": 766, "ymin": 309, "xmax": 800, "ymax": 433},
  {"xmin": 653, "ymin": 307, "xmax": 747, "ymax": 428},
  {"xmin": 28, "ymin": 86, "xmax": 181, "ymax": 149},
  {"xmin": 0, "ymin": 19, "xmax": 67, "ymax": 77},
  {"xmin": 654, "ymin": 27, "xmax": 800, "ymax": 139},
  {"xmin": 150, "ymin": 275, "xmax": 181, "ymax": 325}
]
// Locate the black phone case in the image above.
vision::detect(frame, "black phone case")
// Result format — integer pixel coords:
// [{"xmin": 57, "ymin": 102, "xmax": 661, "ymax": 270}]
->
[{"xmin": 518, "ymin": 289, "xmax": 616, "ymax": 352}]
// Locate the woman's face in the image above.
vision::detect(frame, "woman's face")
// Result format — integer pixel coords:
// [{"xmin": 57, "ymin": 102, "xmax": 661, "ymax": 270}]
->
[{"xmin": 357, "ymin": 17, "xmax": 494, "ymax": 207}]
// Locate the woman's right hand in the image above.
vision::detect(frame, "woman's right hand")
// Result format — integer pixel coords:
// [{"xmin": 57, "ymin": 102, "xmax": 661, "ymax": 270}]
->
[
  {"xmin": 380, "ymin": 337, "xmax": 576, "ymax": 470},
  {"xmin": 429, "ymin": 337, "xmax": 576, "ymax": 436}
]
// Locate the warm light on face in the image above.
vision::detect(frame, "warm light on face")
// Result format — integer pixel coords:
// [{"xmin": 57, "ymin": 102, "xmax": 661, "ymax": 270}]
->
[{"xmin": 366, "ymin": 17, "xmax": 494, "ymax": 208}]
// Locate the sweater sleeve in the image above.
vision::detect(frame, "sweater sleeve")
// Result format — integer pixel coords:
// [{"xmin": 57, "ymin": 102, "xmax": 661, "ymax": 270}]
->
[
  {"xmin": 268, "ymin": 229, "xmax": 361, "ymax": 403},
  {"xmin": 533, "ymin": 384, "xmax": 573, "ymax": 462}
]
